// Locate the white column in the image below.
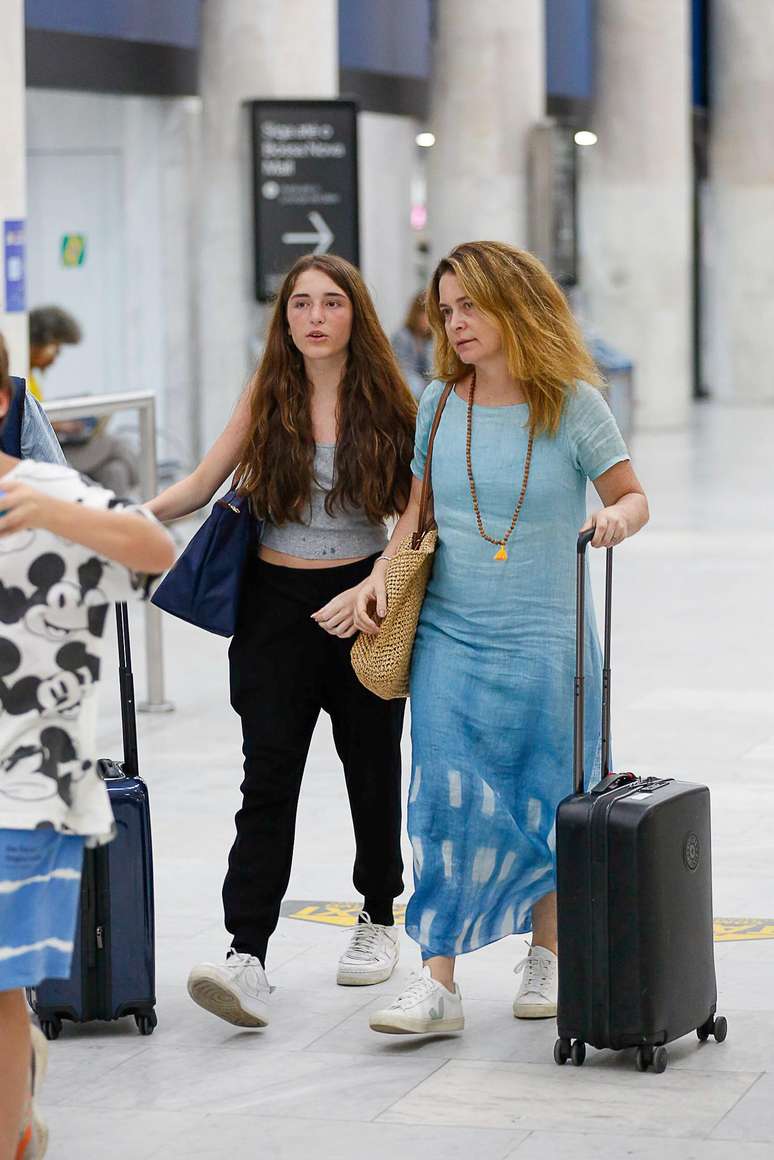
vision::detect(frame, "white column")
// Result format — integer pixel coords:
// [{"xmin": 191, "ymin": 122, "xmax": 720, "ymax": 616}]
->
[
  {"xmin": 197, "ymin": 0, "xmax": 338, "ymax": 451},
  {"xmin": 706, "ymin": 2, "xmax": 774, "ymax": 403},
  {"xmin": 0, "ymin": 0, "xmax": 27, "ymax": 373},
  {"xmin": 579, "ymin": 1, "xmax": 693, "ymax": 430},
  {"xmin": 427, "ymin": 0, "xmax": 544, "ymax": 262},
  {"xmin": 358, "ymin": 112, "xmax": 418, "ymax": 339}
]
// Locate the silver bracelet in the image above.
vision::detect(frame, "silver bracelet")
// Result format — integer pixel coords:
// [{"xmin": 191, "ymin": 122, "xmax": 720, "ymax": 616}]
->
[{"xmin": 376, "ymin": 554, "xmax": 393, "ymax": 564}]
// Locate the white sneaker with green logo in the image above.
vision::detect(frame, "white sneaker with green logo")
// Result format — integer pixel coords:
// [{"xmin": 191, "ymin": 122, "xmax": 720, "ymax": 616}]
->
[{"xmin": 369, "ymin": 966, "xmax": 464, "ymax": 1034}]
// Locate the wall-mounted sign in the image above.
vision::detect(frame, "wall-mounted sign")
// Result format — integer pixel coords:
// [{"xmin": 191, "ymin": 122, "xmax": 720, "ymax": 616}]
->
[
  {"xmin": 3, "ymin": 220, "xmax": 26, "ymax": 313},
  {"xmin": 61, "ymin": 234, "xmax": 87, "ymax": 268},
  {"xmin": 249, "ymin": 99, "xmax": 360, "ymax": 301}
]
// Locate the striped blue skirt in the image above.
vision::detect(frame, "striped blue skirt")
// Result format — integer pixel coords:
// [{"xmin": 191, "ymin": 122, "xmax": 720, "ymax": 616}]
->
[
  {"xmin": 0, "ymin": 829, "xmax": 85, "ymax": 990},
  {"xmin": 406, "ymin": 623, "xmax": 601, "ymax": 959}
]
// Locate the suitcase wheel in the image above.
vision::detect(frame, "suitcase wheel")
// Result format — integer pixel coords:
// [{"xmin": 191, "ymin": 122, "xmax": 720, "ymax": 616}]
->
[
  {"xmin": 635, "ymin": 1044, "xmax": 668, "ymax": 1073},
  {"xmin": 40, "ymin": 1017, "xmax": 62, "ymax": 1042},
  {"xmin": 697, "ymin": 1014, "xmax": 728, "ymax": 1044},
  {"xmin": 570, "ymin": 1040, "xmax": 586, "ymax": 1067},
  {"xmin": 554, "ymin": 1037, "xmax": 572, "ymax": 1065},
  {"xmin": 135, "ymin": 1010, "xmax": 157, "ymax": 1036}
]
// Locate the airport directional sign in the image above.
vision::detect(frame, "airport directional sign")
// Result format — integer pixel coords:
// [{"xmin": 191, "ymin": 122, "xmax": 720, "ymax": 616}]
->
[{"xmin": 249, "ymin": 99, "xmax": 360, "ymax": 301}]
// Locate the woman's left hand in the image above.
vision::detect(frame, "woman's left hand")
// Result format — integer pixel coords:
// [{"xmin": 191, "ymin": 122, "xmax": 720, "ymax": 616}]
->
[
  {"xmin": 311, "ymin": 585, "xmax": 360, "ymax": 638},
  {"xmin": 581, "ymin": 504, "xmax": 630, "ymax": 548}
]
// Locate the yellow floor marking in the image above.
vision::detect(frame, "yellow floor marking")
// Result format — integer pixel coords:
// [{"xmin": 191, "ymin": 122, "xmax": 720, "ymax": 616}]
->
[{"xmin": 281, "ymin": 904, "xmax": 774, "ymax": 941}]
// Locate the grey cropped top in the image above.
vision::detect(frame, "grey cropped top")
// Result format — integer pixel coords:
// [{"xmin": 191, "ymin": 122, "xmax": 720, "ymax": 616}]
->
[{"xmin": 260, "ymin": 443, "xmax": 388, "ymax": 560}]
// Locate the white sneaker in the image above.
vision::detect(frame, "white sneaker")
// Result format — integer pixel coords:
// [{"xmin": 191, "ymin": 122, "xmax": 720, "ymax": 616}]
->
[
  {"xmin": 513, "ymin": 943, "xmax": 558, "ymax": 1019},
  {"xmin": 336, "ymin": 912, "xmax": 399, "ymax": 986},
  {"xmin": 187, "ymin": 951, "xmax": 271, "ymax": 1027},
  {"xmin": 369, "ymin": 966, "xmax": 464, "ymax": 1034}
]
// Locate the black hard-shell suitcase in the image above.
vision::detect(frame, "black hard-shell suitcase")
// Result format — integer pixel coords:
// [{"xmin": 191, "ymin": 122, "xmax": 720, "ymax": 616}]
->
[
  {"xmin": 28, "ymin": 604, "xmax": 157, "ymax": 1040},
  {"xmin": 553, "ymin": 530, "xmax": 726, "ymax": 1073}
]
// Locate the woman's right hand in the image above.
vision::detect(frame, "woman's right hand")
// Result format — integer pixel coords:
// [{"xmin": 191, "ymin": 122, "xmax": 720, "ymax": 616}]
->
[{"xmin": 353, "ymin": 560, "xmax": 389, "ymax": 634}]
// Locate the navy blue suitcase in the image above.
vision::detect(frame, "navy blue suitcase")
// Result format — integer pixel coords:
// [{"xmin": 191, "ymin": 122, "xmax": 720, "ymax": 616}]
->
[
  {"xmin": 28, "ymin": 604, "xmax": 157, "ymax": 1040},
  {"xmin": 553, "ymin": 531, "xmax": 726, "ymax": 1073}
]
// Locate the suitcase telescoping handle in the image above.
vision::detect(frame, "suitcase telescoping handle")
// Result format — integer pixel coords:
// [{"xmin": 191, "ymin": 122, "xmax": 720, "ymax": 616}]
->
[
  {"xmin": 574, "ymin": 529, "xmax": 613, "ymax": 795},
  {"xmin": 115, "ymin": 602, "xmax": 139, "ymax": 780}
]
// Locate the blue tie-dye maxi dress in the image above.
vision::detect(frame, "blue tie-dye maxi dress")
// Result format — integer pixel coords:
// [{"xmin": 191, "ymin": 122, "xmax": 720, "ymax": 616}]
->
[{"xmin": 406, "ymin": 379, "xmax": 630, "ymax": 959}]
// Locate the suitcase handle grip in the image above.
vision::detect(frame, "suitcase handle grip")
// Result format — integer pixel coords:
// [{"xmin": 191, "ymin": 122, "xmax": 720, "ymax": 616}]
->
[
  {"xmin": 577, "ymin": 528, "xmax": 596, "ymax": 552},
  {"xmin": 575, "ymin": 527, "xmax": 613, "ymax": 794},
  {"xmin": 115, "ymin": 603, "xmax": 139, "ymax": 780}
]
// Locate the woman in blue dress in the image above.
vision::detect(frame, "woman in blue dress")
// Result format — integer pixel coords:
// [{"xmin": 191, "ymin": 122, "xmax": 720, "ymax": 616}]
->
[{"xmin": 355, "ymin": 242, "xmax": 649, "ymax": 1035}]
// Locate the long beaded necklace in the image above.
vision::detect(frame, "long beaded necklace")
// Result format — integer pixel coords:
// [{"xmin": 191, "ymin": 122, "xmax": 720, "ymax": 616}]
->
[{"xmin": 465, "ymin": 370, "xmax": 534, "ymax": 562}]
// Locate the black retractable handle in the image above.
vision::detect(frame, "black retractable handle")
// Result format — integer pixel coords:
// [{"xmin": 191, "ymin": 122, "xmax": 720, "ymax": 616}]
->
[
  {"xmin": 115, "ymin": 603, "xmax": 139, "ymax": 780},
  {"xmin": 574, "ymin": 530, "xmax": 613, "ymax": 795}
]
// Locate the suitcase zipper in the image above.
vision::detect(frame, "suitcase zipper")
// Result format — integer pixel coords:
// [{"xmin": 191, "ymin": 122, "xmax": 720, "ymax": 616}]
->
[{"xmin": 93, "ymin": 846, "xmax": 112, "ymax": 1018}]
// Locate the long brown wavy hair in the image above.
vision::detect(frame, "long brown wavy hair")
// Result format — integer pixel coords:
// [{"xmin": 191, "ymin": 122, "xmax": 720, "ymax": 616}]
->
[
  {"xmin": 427, "ymin": 241, "xmax": 602, "ymax": 437},
  {"xmin": 235, "ymin": 254, "xmax": 416, "ymax": 524}
]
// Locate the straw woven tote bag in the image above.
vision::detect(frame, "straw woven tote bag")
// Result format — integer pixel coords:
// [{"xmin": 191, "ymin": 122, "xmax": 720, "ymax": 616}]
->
[{"xmin": 351, "ymin": 383, "xmax": 454, "ymax": 699}]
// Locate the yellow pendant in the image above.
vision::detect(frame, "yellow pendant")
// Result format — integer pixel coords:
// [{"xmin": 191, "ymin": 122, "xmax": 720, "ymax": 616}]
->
[{"xmin": 494, "ymin": 545, "xmax": 508, "ymax": 561}]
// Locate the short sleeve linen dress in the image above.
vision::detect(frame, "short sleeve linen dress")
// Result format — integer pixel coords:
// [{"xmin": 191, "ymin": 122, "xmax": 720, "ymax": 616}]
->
[{"xmin": 406, "ymin": 379, "xmax": 629, "ymax": 959}]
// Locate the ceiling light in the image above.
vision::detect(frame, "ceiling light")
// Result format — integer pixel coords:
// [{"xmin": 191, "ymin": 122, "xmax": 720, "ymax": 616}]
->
[
  {"xmin": 416, "ymin": 132, "xmax": 436, "ymax": 148},
  {"xmin": 574, "ymin": 130, "xmax": 598, "ymax": 147}
]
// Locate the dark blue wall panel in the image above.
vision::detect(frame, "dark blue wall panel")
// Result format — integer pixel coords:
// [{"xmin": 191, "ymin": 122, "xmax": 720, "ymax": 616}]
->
[
  {"xmin": 25, "ymin": 0, "xmax": 201, "ymax": 49},
  {"xmin": 692, "ymin": 0, "xmax": 708, "ymax": 107},
  {"xmin": 546, "ymin": 0, "xmax": 594, "ymax": 100},
  {"xmin": 339, "ymin": 0, "xmax": 431, "ymax": 80}
]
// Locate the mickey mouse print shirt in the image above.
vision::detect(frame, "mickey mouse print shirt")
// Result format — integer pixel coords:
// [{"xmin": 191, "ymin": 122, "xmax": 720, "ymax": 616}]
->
[{"xmin": 0, "ymin": 461, "xmax": 160, "ymax": 844}]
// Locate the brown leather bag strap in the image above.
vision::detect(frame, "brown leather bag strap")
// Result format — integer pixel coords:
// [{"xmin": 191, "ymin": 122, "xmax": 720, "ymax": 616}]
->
[{"xmin": 412, "ymin": 381, "xmax": 455, "ymax": 549}]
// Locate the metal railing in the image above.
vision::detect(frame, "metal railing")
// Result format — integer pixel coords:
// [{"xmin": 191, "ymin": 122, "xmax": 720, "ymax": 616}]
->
[{"xmin": 43, "ymin": 391, "xmax": 174, "ymax": 714}]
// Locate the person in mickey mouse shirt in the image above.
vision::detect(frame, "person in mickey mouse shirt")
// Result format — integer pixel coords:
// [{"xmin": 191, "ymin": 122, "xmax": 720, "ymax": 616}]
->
[{"xmin": 0, "ymin": 334, "xmax": 175, "ymax": 1160}]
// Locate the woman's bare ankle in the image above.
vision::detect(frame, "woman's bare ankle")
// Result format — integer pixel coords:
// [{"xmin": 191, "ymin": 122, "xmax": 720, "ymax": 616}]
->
[{"xmin": 426, "ymin": 955, "xmax": 455, "ymax": 991}]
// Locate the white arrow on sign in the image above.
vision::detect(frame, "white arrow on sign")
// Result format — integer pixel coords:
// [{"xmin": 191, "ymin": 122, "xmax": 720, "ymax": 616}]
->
[{"xmin": 281, "ymin": 211, "xmax": 334, "ymax": 254}]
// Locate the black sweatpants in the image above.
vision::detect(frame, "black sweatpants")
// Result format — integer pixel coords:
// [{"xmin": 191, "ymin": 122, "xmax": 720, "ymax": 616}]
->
[{"xmin": 224, "ymin": 554, "xmax": 405, "ymax": 965}]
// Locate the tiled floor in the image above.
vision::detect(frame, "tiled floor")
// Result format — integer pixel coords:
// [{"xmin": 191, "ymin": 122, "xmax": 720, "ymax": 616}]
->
[{"xmin": 38, "ymin": 402, "xmax": 774, "ymax": 1158}]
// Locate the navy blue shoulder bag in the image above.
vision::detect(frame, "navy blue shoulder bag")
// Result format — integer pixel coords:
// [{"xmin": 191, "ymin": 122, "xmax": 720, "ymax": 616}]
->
[{"xmin": 151, "ymin": 488, "xmax": 260, "ymax": 637}]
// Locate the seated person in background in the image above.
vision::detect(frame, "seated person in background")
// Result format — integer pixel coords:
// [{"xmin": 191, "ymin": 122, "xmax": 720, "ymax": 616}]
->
[
  {"xmin": 29, "ymin": 306, "xmax": 140, "ymax": 496},
  {"xmin": 391, "ymin": 292, "xmax": 434, "ymax": 400},
  {"xmin": 28, "ymin": 306, "xmax": 82, "ymax": 403}
]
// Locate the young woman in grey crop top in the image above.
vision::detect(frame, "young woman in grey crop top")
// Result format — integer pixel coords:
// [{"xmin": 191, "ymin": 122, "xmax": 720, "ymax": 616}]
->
[{"xmin": 148, "ymin": 254, "xmax": 417, "ymax": 1029}]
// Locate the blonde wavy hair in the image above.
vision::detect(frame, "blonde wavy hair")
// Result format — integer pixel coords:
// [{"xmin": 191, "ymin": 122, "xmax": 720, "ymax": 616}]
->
[{"xmin": 426, "ymin": 241, "xmax": 602, "ymax": 436}]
